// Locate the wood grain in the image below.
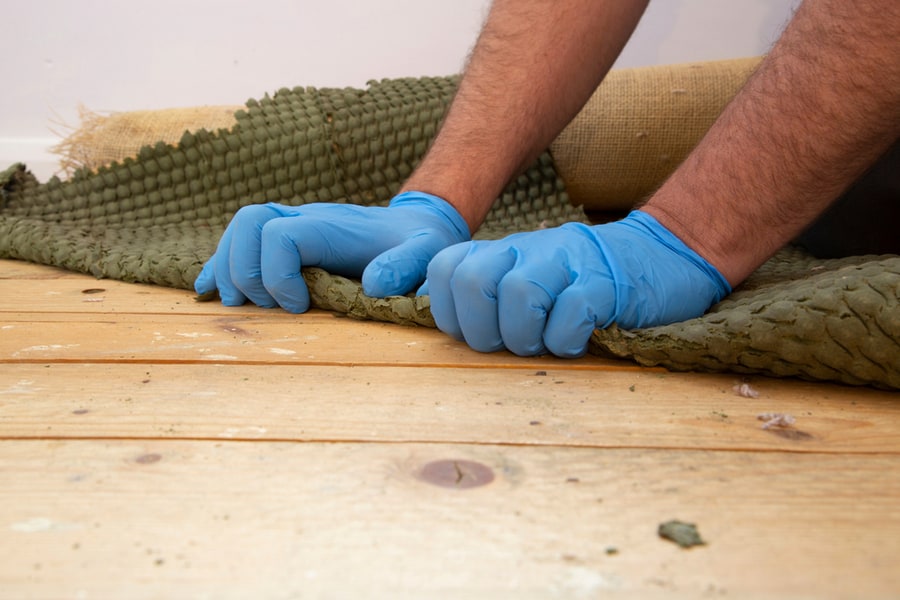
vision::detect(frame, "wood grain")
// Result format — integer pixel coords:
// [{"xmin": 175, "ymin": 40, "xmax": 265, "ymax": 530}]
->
[
  {"xmin": 2, "ymin": 257, "xmax": 898, "ymax": 599},
  {"xmin": 1, "ymin": 364, "xmax": 897, "ymax": 453},
  {"xmin": 1, "ymin": 440, "xmax": 897, "ymax": 599},
  {"xmin": 0, "ymin": 271, "xmax": 262, "ymax": 315},
  {"xmin": 0, "ymin": 310, "xmax": 640, "ymax": 369}
]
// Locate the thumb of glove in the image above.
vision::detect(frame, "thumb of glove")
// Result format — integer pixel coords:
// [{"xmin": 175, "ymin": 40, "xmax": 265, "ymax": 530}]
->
[{"xmin": 362, "ymin": 235, "xmax": 447, "ymax": 297}]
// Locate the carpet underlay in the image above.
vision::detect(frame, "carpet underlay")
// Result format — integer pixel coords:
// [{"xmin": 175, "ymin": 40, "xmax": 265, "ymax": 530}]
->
[{"xmin": 1, "ymin": 77, "xmax": 897, "ymax": 389}]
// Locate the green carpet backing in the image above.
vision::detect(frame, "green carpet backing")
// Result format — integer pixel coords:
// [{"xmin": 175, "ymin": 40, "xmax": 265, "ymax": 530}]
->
[{"xmin": 1, "ymin": 77, "xmax": 897, "ymax": 389}]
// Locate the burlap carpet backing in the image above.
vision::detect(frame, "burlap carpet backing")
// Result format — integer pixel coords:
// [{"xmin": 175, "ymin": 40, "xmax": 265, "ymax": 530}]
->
[
  {"xmin": 551, "ymin": 56, "xmax": 762, "ymax": 208},
  {"xmin": 2, "ymin": 59, "xmax": 897, "ymax": 389},
  {"xmin": 52, "ymin": 105, "xmax": 242, "ymax": 176}
]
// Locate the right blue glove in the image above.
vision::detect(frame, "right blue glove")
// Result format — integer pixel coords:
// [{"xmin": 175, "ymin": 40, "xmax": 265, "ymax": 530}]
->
[
  {"xmin": 422, "ymin": 210, "xmax": 731, "ymax": 357},
  {"xmin": 194, "ymin": 191, "xmax": 470, "ymax": 313}
]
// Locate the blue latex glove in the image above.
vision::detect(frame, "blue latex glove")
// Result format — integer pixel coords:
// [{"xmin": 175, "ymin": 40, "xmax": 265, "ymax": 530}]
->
[
  {"xmin": 422, "ymin": 210, "xmax": 731, "ymax": 357},
  {"xmin": 195, "ymin": 191, "xmax": 470, "ymax": 312}
]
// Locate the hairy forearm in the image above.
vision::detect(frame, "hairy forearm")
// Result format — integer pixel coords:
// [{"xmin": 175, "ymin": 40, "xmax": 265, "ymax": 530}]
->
[
  {"xmin": 643, "ymin": 0, "xmax": 900, "ymax": 285},
  {"xmin": 402, "ymin": 0, "xmax": 649, "ymax": 232}
]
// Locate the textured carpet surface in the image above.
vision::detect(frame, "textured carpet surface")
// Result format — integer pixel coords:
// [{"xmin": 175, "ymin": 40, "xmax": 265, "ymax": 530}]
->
[{"xmin": 1, "ymin": 77, "xmax": 897, "ymax": 389}]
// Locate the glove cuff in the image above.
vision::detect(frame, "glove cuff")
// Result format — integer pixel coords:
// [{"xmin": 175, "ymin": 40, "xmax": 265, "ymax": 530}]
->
[
  {"xmin": 625, "ymin": 210, "xmax": 732, "ymax": 301},
  {"xmin": 390, "ymin": 191, "xmax": 471, "ymax": 241}
]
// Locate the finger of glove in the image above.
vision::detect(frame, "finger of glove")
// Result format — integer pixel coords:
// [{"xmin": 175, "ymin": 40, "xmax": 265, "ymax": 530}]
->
[
  {"xmin": 496, "ymin": 265, "xmax": 570, "ymax": 357},
  {"xmin": 543, "ymin": 277, "xmax": 617, "ymax": 358},
  {"xmin": 258, "ymin": 218, "xmax": 314, "ymax": 314},
  {"xmin": 194, "ymin": 257, "xmax": 217, "ymax": 295},
  {"xmin": 449, "ymin": 245, "xmax": 517, "ymax": 353},
  {"xmin": 424, "ymin": 243, "xmax": 473, "ymax": 342},
  {"xmin": 208, "ymin": 225, "xmax": 247, "ymax": 306},
  {"xmin": 362, "ymin": 235, "xmax": 446, "ymax": 298},
  {"xmin": 227, "ymin": 204, "xmax": 286, "ymax": 308}
]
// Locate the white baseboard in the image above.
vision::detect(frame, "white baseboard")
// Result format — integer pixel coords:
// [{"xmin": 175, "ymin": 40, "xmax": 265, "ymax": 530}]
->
[{"xmin": 0, "ymin": 137, "xmax": 62, "ymax": 182}]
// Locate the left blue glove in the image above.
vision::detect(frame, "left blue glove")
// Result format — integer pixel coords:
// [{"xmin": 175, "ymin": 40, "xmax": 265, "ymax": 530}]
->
[
  {"xmin": 194, "ymin": 191, "xmax": 470, "ymax": 313},
  {"xmin": 422, "ymin": 210, "xmax": 730, "ymax": 357}
]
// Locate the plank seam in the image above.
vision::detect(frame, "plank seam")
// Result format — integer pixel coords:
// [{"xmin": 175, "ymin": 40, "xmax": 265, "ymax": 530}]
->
[{"xmin": 1, "ymin": 435, "xmax": 896, "ymax": 456}]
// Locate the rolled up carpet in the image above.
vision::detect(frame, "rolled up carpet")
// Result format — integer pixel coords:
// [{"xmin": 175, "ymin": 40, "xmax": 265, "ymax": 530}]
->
[{"xmin": 1, "ymin": 62, "xmax": 896, "ymax": 389}]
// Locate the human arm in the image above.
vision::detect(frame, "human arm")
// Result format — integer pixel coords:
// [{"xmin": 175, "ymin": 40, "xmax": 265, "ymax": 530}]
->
[
  {"xmin": 402, "ymin": 0, "xmax": 650, "ymax": 232},
  {"xmin": 642, "ymin": 0, "xmax": 900, "ymax": 285}
]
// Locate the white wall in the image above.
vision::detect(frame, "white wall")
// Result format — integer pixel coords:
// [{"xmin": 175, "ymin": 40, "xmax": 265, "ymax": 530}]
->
[{"xmin": 0, "ymin": 0, "xmax": 799, "ymax": 181}]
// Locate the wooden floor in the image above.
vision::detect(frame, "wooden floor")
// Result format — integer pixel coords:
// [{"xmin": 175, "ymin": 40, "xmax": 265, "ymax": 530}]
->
[{"xmin": 1, "ymin": 258, "xmax": 898, "ymax": 599}]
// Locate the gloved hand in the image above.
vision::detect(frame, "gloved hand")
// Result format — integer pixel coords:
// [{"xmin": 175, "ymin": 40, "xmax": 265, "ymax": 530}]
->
[
  {"xmin": 422, "ymin": 210, "xmax": 731, "ymax": 357},
  {"xmin": 194, "ymin": 191, "xmax": 470, "ymax": 312}
]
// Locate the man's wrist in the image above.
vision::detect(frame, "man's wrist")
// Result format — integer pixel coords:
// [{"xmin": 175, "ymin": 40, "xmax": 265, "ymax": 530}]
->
[
  {"xmin": 400, "ymin": 173, "xmax": 494, "ymax": 234},
  {"xmin": 625, "ymin": 209, "xmax": 731, "ymax": 298},
  {"xmin": 641, "ymin": 200, "xmax": 746, "ymax": 288},
  {"xmin": 390, "ymin": 191, "xmax": 472, "ymax": 241}
]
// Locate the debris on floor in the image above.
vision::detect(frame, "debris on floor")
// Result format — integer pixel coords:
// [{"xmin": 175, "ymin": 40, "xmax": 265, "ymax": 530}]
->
[
  {"xmin": 732, "ymin": 381, "xmax": 759, "ymax": 398},
  {"xmin": 658, "ymin": 520, "xmax": 706, "ymax": 548},
  {"xmin": 757, "ymin": 412, "xmax": 796, "ymax": 429}
]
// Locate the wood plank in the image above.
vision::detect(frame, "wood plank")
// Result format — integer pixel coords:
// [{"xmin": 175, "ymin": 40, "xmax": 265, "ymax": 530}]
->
[
  {"xmin": 0, "ymin": 261, "xmax": 629, "ymax": 370},
  {"xmin": 0, "ymin": 266, "xmax": 269, "ymax": 315},
  {"xmin": 1, "ymin": 364, "xmax": 898, "ymax": 453},
  {"xmin": 1, "ymin": 440, "xmax": 897, "ymax": 599},
  {"xmin": 0, "ymin": 259, "xmax": 86, "ymax": 280},
  {"xmin": 0, "ymin": 312, "xmax": 636, "ymax": 370}
]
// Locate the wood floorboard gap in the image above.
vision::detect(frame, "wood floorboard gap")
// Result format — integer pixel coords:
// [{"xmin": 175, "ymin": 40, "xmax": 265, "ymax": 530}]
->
[
  {"xmin": 0, "ymin": 357, "xmax": 662, "ymax": 372},
  {"xmin": 2, "ymin": 434, "xmax": 896, "ymax": 455}
]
